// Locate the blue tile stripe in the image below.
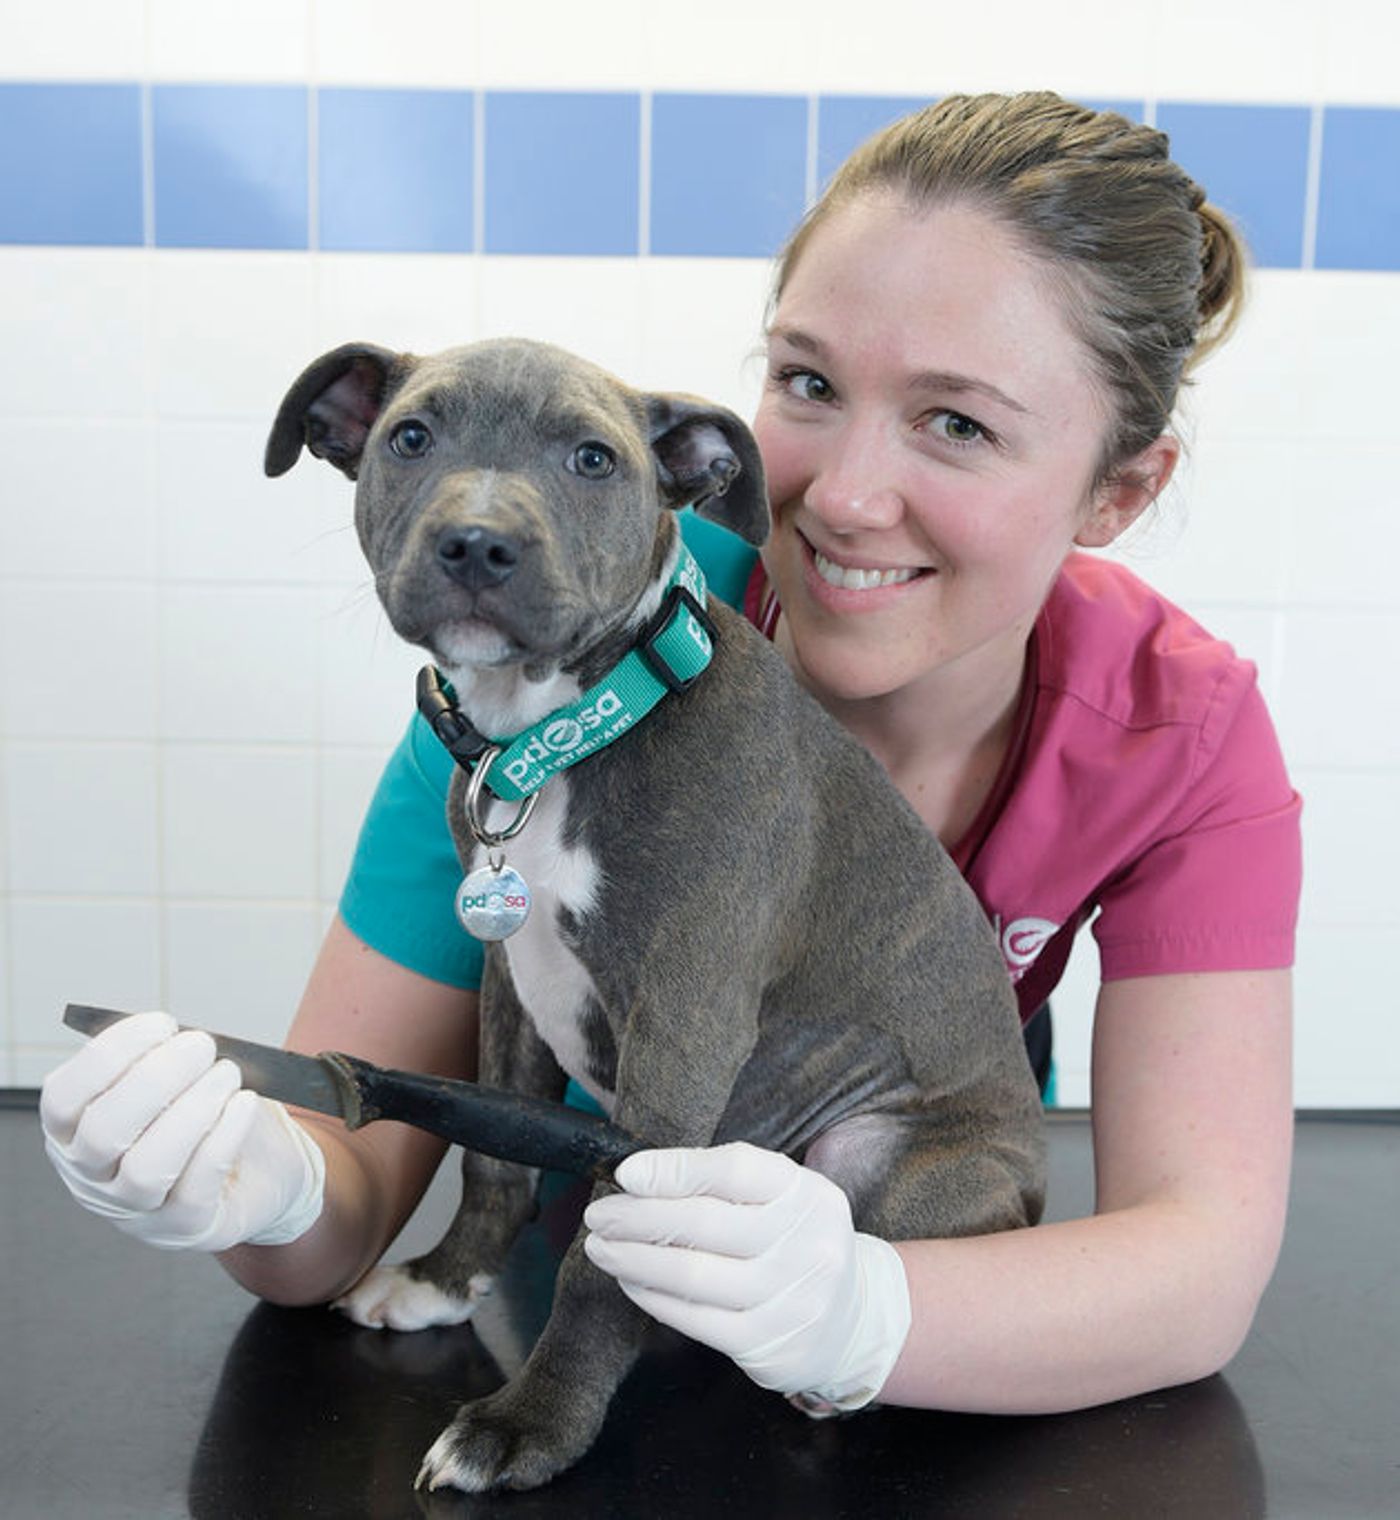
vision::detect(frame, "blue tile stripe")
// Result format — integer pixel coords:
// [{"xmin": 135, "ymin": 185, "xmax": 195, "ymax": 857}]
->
[
  {"xmin": 0, "ymin": 83, "xmax": 1396, "ymax": 270},
  {"xmin": 0, "ymin": 83, "xmax": 145, "ymax": 245},
  {"xmin": 483, "ymin": 92, "xmax": 641, "ymax": 255},
  {"xmin": 1156, "ymin": 102, "xmax": 1313, "ymax": 270}
]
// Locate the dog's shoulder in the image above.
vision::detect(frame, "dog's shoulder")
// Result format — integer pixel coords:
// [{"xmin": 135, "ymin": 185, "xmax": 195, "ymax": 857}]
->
[
  {"xmin": 688, "ymin": 602, "xmax": 881, "ymax": 770},
  {"xmin": 626, "ymin": 597, "xmax": 919, "ymax": 835},
  {"xmin": 691, "ymin": 601, "xmax": 826, "ymax": 725}
]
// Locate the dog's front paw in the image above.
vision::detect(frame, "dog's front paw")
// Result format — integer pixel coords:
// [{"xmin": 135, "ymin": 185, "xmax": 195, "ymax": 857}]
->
[
  {"xmin": 333, "ymin": 1263, "xmax": 492, "ymax": 1331},
  {"xmin": 416, "ymin": 1383, "xmax": 602, "ymax": 1494}
]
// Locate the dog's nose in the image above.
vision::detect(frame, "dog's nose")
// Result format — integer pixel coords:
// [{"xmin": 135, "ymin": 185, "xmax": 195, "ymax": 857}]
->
[{"xmin": 436, "ymin": 525, "xmax": 520, "ymax": 590}]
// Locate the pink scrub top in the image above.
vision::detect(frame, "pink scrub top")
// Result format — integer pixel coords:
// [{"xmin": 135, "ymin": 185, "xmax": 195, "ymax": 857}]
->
[{"xmin": 748, "ymin": 550, "xmax": 1302, "ymax": 1021}]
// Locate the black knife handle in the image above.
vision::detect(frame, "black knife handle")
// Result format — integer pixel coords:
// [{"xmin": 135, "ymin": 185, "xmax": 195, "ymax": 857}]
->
[
  {"xmin": 321, "ymin": 1051, "xmax": 645, "ymax": 1181},
  {"xmin": 61, "ymin": 1001, "xmax": 646, "ymax": 1182}
]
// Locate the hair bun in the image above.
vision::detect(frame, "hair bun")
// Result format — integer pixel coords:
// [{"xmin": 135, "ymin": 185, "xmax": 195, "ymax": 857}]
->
[{"xmin": 1193, "ymin": 200, "xmax": 1246, "ymax": 365}]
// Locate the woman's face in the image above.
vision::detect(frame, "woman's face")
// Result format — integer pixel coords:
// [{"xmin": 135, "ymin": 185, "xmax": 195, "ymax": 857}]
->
[{"xmin": 754, "ymin": 193, "xmax": 1143, "ymax": 707}]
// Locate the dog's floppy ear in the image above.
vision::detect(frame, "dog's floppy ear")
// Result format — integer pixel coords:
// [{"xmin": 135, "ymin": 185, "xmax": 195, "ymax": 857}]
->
[
  {"xmin": 647, "ymin": 395, "xmax": 770, "ymax": 546},
  {"xmin": 264, "ymin": 343, "xmax": 414, "ymax": 480}
]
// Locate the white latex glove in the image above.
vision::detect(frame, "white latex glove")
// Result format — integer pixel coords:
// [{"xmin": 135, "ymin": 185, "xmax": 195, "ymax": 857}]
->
[
  {"xmin": 583, "ymin": 1141, "xmax": 910, "ymax": 1414},
  {"xmin": 40, "ymin": 1010, "xmax": 325, "ymax": 1252}
]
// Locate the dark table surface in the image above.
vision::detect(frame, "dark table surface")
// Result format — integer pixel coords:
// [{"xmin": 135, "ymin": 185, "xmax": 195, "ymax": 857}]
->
[{"xmin": 2, "ymin": 1099, "xmax": 1396, "ymax": 1519}]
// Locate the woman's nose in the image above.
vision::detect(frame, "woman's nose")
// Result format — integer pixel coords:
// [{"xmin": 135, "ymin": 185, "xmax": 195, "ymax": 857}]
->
[{"xmin": 802, "ymin": 420, "xmax": 905, "ymax": 531}]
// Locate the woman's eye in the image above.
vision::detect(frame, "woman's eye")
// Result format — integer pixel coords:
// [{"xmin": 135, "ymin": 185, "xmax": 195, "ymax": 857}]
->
[
  {"xmin": 928, "ymin": 410, "xmax": 987, "ymax": 446},
  {"xmin": 568, "ymin": 441, "xmax": 616, "ymax": 479},
  {"xmin": 389, "ymin": 420, "xmax": 433, "ymax": 459},
  {"xmin": 775, "ymin": 367, "xmax": 835, "ymax": 404}
]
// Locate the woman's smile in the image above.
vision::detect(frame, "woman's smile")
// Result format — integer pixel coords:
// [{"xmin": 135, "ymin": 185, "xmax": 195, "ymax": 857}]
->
[{"xmin": 804, "ymin": 531, "xmax": 932, "ymax": 602}]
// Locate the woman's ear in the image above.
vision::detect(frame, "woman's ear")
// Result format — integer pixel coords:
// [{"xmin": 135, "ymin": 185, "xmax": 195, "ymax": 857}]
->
[{"xmin": 1076, "ymin": 434, "xmax": 1180, "ymax": 548}]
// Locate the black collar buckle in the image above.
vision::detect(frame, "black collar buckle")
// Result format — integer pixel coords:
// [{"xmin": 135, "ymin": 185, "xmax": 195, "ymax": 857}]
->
[
  {"xmin": 637, "ymin": 584, "xmax": 719, "ymax": 695},
  {"xmin": 416, "ymin": 665, "xmax": 491, "ymax": 769}
]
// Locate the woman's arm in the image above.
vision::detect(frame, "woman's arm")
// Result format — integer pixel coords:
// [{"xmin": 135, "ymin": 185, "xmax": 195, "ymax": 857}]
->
[
  {"xmin": 880, "ymin": 967, "xmax": 1293, "ymax": 1411},
  {"xmin": 218, "ymin": 914, "xmax": 480, "ymax": 1307}
]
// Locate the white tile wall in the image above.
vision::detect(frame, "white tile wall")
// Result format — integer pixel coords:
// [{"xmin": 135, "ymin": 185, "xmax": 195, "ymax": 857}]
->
[
  {"xmin": 311, "ymin": 254, "xmax": 482, "ymax": 357},
  {"xmin": 152, "ymin": 254, "xmax": 318, "ymax": 421},
  {"xmin": 2, "ymin": 583, "xmax": 160, "ymax": 740},
  {"xmin": 0, "ymin": 0, "xmax": 147, "ymax": 80},
  {"xmin": 8, "ymin": 0, "xmax": 1396, "ymax": 104},
  {"xmin": 160, "ymin": 746, "xmax": 318, "ymax": 899},
  {"xmin": 2, "ymin": 0, "xmax": 1397, "ymax": 1106},
  {"xmin": 10, "ymin": 898, "xmax": 163, "ymax": 1040},
  {"xmin": 1293, "ymin": 925, "xmax": 1400, "ymax": 1108},
  {"xmin": 159, "ymin": 586, "xmax": 322, "ymax": 743},
  {"xmin": 0, "ymin": 420, "xmax": 159, "ymax": 580},
  {"xmin": 164, "ymin": 899, "xmax": 323, "ymax": 1045},
  {"xmin": 146, "ymin": 0, "xmax": 313, "ymax": 83},
  {"xmin": 156, "ymin": 420, "xmax": 328, "ymax": 584},
  {"xmin": 5, "ymin": 744, "xmax": 162, "ymax": 899},
  {"xmin": 1317, "ymin": 0, "xmax": 1400, "ymax": 104},
  {"xmin": 318, "ymin": 745, "xmax": 394, "ymax": 904},
  {"xmin": 313, "ymin": 588, "xmax": 425, "ymax": 746},
  {"xmin": 312, "ymin": 0, "xmax": 481, "ymax": 90},
  {"xmin": 1150, "ymin": 0, "xmax": 1325, "ymax": 103},
  {"xmin": 806, "ymin": 0, "xmax": 1153, "ymax": 99},
  {"xmin": 0, "ymin": 250, "xmax": 151, "ymax": 422}
]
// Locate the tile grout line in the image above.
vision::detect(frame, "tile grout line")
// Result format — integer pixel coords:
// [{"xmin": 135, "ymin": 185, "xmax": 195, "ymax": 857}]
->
[
  {"xmin": 473, "ymin": 88, "xmax": 486, "ymax": 260},
  {"xmin": 638, "ymin": 90, "xmax": 652, "ymax": 258},
  {"xmin": 307, "ymin": 82, "xmax": 320, "ymax": 254},
  {"xmin": 139, "ymin": 17, "xmax": 169, "ymax": 1010},
  {"xmin": 804, "ymin": 92, "xmax": 819, "ymax": 209},
  {"xmin": 140, "ymin": 82, "xmax": 156, "ymax": 248},
  {"xmin": 1302, "ymin": 101, "xmax": 1325, "ymax": 271}
]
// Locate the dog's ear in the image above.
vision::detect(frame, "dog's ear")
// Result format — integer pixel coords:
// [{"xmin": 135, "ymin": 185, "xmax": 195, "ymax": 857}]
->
[
  {"xmin": 646, "ymin": 395, "xmax": 770, "ymax": 546},
  {"xmin": 264, "ymin": 343, "xmax": 414, "ymax": 480}
]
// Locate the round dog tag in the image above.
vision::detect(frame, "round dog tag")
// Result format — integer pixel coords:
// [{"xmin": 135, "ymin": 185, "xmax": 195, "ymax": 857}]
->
[{"xmin": 454, "ymin": 862, "xmax": 532, "ymax": 941}]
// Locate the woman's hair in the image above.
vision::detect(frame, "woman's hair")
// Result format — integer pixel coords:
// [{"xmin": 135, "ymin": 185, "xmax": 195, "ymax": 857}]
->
[{"xmin": 774, "ymin": 91, "xmax": 1248, "ymax": 487}]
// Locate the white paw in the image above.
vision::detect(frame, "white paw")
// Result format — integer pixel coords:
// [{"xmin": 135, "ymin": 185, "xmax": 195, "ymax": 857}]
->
[
  {"xmin": 417, "ymin": 1430, "xmax": 485, "ymax": 1493},
  {"xmin": 332, "ymin": 1263, "xmax": 492, "ymax": 1331}
]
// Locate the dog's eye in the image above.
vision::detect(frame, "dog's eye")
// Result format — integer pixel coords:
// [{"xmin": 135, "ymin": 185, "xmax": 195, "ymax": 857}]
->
[
  {"xmin": 568, "ymin": 441, "xmax": 616, "ymax": 480},
  {"xmin": 390, "ymin": 420, "xmax": 434, "ymax": 459}
]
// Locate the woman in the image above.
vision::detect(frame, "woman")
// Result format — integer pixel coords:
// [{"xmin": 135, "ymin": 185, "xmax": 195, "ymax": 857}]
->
[{"xmin": 41, "ymin": 93, "xmax": 1299, "ymax": 1417}]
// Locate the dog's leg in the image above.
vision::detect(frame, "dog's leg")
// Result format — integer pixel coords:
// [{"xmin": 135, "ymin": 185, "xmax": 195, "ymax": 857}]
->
[
  {"xmin": 417, "ymin": 1211, "xmax": 650, "ymax": 1492},
  {"xmin": 417, "ymin": 970, "xmax": 755, "ymax": 1493},
  {"xmin": 335, "ymin": 951, "xmax": 564, "ymax": 1331},
  {"xmin": 803, "ymin": 1087, "xmax": 1046, "ymax": 1243}
]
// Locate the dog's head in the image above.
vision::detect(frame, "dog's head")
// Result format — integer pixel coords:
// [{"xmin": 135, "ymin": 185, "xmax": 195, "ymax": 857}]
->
[{"xmin": 266, "ymin": 338, "xmax": 768, "ymax": 677}]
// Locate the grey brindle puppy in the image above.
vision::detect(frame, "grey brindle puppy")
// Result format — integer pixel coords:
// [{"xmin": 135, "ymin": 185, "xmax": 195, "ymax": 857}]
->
[{"xmin": 266, "ymin": 338, "xmax": 1045, "ymax": 1494}]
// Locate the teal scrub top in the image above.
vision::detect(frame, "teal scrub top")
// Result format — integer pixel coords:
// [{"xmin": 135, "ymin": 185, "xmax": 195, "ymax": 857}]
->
[{"xmin": 338, "ymin": 513, "xmax": 759, "ymax": 991}]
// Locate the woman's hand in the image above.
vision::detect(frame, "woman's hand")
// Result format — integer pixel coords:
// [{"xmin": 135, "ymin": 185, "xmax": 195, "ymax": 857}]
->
[
  {"xmin": 40, "ymin": 1010, "xmax": 325, "ymax": 1252},
  {"xmin": 583, "ymin": 1141, "xmax": 910, "ymax": 1413}
]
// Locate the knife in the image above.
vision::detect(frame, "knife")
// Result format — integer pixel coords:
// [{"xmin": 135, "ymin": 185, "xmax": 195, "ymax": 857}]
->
[{"xmin": 62, "ymin": 1003, "xmax": 645, "ymax": 1181}]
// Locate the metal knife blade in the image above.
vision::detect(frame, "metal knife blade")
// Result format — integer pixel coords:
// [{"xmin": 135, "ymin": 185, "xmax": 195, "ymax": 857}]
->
[
  {"xmin": 62, "ymin": 1003, "xmax": 645, "ymax": 1180},
  {"xmin": 65, "ymin": 1001, "xmax": 347, "ymax": 1116}
]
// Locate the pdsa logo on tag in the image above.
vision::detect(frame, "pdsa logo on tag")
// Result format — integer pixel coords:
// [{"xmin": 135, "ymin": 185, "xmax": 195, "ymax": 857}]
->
[
  {"xmin": 455, "ymin": 865, "xmax": 532, "ymax": 941},
  {"xmin": 457, "ymin": 883, "xmax": 528, "ymax": 913}
]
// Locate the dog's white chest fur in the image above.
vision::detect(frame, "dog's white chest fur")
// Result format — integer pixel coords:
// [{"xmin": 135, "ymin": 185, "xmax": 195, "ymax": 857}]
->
[{"xmin": 473, "ymin": 777, "xmax": 612, "ymax": 1111}]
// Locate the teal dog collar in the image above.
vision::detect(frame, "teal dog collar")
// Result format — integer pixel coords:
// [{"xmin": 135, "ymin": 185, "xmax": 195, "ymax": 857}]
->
[{"xmin": 418, "ymin": 542, "xmax": 716, "ymax": 805}]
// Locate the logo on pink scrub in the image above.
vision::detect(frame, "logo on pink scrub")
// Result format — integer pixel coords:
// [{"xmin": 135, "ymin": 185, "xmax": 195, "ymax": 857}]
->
[{"xmin": 994, "ymin": 916, "xmax": 1061, "ymax": 984}]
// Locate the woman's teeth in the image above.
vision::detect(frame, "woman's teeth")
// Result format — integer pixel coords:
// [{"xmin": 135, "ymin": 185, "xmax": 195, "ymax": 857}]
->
[{"xmin": 813, "ymin": 550, "xmax": 920, "ymax": 591}]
